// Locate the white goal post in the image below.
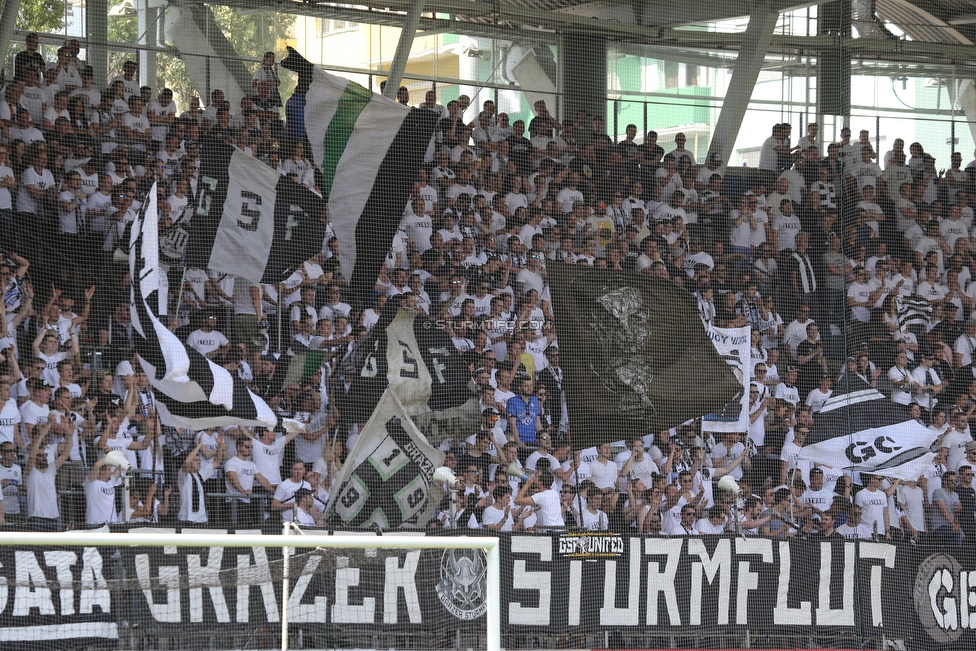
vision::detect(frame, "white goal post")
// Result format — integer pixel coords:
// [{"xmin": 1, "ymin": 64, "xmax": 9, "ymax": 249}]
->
[{"xmin": 0, "ymin": 531, "xmax": 501, "ymax": 651}]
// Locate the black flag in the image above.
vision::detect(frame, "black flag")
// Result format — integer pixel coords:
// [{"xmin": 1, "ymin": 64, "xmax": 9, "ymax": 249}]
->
[{"xmin": 548, "ymin": 262, "xmax": 739, "ymax": 448}]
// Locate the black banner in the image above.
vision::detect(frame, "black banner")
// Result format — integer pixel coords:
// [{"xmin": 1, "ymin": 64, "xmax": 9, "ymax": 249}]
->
[{"xmin": 0, "ymin": 531, "xmax": 972, "ymax": 649}]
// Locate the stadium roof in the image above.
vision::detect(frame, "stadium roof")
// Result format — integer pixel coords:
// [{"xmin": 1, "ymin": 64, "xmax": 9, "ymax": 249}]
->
[{"xmin": 213, "ymin": 0, "xmax": 976, "ymax": 70}]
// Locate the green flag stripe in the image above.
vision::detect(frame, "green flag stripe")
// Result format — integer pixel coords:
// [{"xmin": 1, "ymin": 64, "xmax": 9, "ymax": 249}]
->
[
  {"xmin": 302, "ymin": 350, "xmax": 326, "ymax": 383},
  {"xmin": 319, "ymin": 80, "xmax": 373, "ymax": 197}
]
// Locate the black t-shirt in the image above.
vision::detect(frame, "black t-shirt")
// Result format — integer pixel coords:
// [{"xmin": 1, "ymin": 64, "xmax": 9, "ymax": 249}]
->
[
  {"xmin": 14, "ymin": 50, "xmax": 44, "ymax": 82},
  {"xmin": 506, "ymin": 134, "xmax": 533, "ymax": 176},
  {"xmin": 956, "ymin": 485, "xmax": 976, "ymax": 532},
  {"xmin": 637, "ymin": 142, "xmax": 665, "ymax": 165},
  {"xmin": 459, "ymin": 451, "xmax": 492, "ymax": 484},
  {"xmin": 322, "ymin": 257, "xmax": 345, "ymax": 283},
  {"xmin": 617, "ymin": 141, "xmax": 639, "ymax": 160},
  {"xmin": 796, "ymin": 339, "xmax": 823, "ymax": 390},
  {"xmin": 437, "ymin": 116, "xmax": 463, "ymax": 149}
]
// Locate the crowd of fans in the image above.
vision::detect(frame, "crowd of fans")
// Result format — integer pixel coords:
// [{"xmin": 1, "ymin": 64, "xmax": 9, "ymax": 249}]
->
[{"xmin": 0, "ymin": 34, "xmax": 975, "ymax": 549}]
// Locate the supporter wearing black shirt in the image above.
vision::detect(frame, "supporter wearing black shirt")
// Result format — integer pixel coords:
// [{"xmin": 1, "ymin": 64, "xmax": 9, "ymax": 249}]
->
[
  {"xmin": 459, "ymin": 431, "xmax": 495, "ymax": 482},
  {"xmin": 506, "ymin": 119, "xmax": 533, "ymax": 177},
  {"xmin": 527, "ymin": 100, "xmax": 561, "ymax": 139},
  {"xmin": 14, "ymin": 33, "xmax": 45, "ymax": 83},
  {"xmin": 637, "ymin": 131, "xmax": 665, "ymax": 168},
  {"xmin": 955, "ymin": 465, "xmax": 976, "ymax": 542}
]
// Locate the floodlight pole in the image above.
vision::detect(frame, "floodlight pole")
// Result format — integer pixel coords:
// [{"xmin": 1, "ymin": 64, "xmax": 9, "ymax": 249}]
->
[{"xmin": 383, "ymin": 0, "xmax": 426, "ymax": 100}]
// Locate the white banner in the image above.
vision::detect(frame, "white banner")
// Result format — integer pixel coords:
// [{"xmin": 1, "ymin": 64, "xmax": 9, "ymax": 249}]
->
[{"xmin": 701, "ymin": 325, "xmax": 751, "ymax": 433}]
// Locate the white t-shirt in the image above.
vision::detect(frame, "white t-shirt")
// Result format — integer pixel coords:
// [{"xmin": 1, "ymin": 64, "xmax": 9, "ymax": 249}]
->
[
  {"xmin": 897, "ymin": 483, "xmax": 926, "ymax": 532},
  {"xmin": 178, "ymin": 462, "xmax": 215, "ymax": 523},
  {"xmin": 587, "ymin": 457, "xmax": 618, "ymax": 490},
  {"xmin": 481, "ymin": 504, "xmax": 514, "ymax": 531},
  {"xmin": 273, "ymin": 478, "xmax": 312, "ymax": 522},
  {"xmin": 855, "ymin": 487, "xmax": 889, "ymax": 534},
  {"xmin": 581, "ymin": 508, "xmax": 609, "ymax": 531},
  {"xmin": 17, "ymin": 167, "xmax": 56, "ymax": 214},
  {"xmin": 0, "ymin": 462, "xmax": 23, "ymax": 514},
  {"xmin": 147, "ymin": 99, "xmax": 178, "ymax": 141},
  {"xmin": 530, "ymin": 488, "xmax": 565, "ymax": 528},
  {"xmin": 26, "ymin": 464, "xmax": 60, "ymax": 519},
  {"xmin": 942, "ymin": 429, "xmax": 972, "ymax": 469},
  {"xmin": 252, "ymin": 435, "xmax": 286, "ymax": 486},
  {"xmin": 186, "ymin": 329, "xmax": 229, "ymax": 356},
  {"xmin": 0, "ymin": 164, "xmax": 14, "ymax": 210},
  {"xmin": 84, "ymin": 476, "xmax": 120, "ymax": 524},
  {"xmin": 0, "ymin": 399, "xmax": 21, "ymax": 445},
  {"xmin": 224, "ymin": 456, "xmax": 258, "ymax": 502},
  {"xmin": 772, "ymin": 213, "xmax": 802, "ymax": 251}
]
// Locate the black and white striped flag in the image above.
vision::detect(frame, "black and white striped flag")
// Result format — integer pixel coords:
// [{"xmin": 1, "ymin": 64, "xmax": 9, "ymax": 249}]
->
[
  {"xmin": 129, "ymin": 185, "xmax": 278, "ymax": 431},
  {"xmin": 798, "ymin": 375, "xmax": 939, "ymax": 480},
  {"xmin": 896, "ymin": 296, "xmax": 932, "ymax": 331}
]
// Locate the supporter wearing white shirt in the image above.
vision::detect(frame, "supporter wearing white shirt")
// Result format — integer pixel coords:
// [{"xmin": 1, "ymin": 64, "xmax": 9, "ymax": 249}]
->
[
  {"xmin": 179, "ymin": 438, "xmax": 224, "ymax": 524},
  {"xmin": 712, "ymin": 432, "xmax": 750, "ymax": 482},
  {"xmin": 805, "ymin": 376, "xmax": 833, "ymax": 413},
  {"xmin": 0, "ymin": 145, "xmax": 15, "ymax": 216},
  {"xmin": 953, "ymin": 319, "xmax": 976, "ymax": 368},
  {"xmin": 942, "ymin": 410, "xmax": 972, "ymax": 470},
  {"xmin": 774, "ymin": 367, "xmax": 801, "ymax": 405},
  {"xmin": 0, "ymin": 439, "xmax": 22, "ymax": 517},
  {"xmin": 617, "ymin": 439, "xmax": 659, "ymax": 488},
  {"xmin": 854, "ymin": 474, "xmax": 890, "ymax": 536},
  {"xmin": 588, "ymin": 443, "xmax": 620, "ymax": 490},
  {"xmin": 836, "ymin": 508, "xmax": 873, "ymax": 539},
  {"xmin": 272, "ymin": 460, "xmax": 313, "ymax": 523},
  {"xmin": 249, "ymin": 427, "xmax": 301, "ymax": 488},
  {"xmin": 911, "ymin": 352, "xmax": 942, "ymax": 413},
  {"xmin": 224, "ymin": 438, "xmax": 266, "ymax": 503},
  {"xmin": 847, "ymin": 267, "xmax": 880, "ymax": 323},
  {"xmin": 481, "ymin": 486, "xmax": 516, "ymax": 532},
  {"xmin": 942, "ymin": 205, "xmax": 969, "ymax": 251},
  {"xmin": 897, "ymin": 480, "xmax": 926, "ymax": 537},
  {"xmin": 0, "ymin": 380, "xmax": 21, "ymax": 447},
  {"xmin": 84, "ymin": 457, "xmax": 121, "ymax": 525},
  {"xmin": 121, "ymin": 95, "xmax": 151, "ymax": 152},
  {"xmin": 771, "ymin": 199, "xmax": 802, "ymax": 251},
  {"xmin": 672, "ymin": 504, "xmax": 702, "ymax": 535},
  {"xmin": 17, "ymin": 148, "xmax": 56, "ymax": 217},
  {"xmin": 146, "ymin": 89, "xmax": 178, "ymax": 144},
  {"xmin": 186, "ymin": 317, "xmax": 230, "ymax": 357},
  {"xmin": 515, "ymin": 470, "xmax": 565, "ymax": 529},
  {"xmin": 855, "ymin": 186, "xmax": 885, "ymax": 240},
  {"xmin": 110, "ymin": 61, "xmax": 141, "ymax": 100},
  {"xmin": 800, "ymin": 468, "xmax": 834, "ymax": 514}
]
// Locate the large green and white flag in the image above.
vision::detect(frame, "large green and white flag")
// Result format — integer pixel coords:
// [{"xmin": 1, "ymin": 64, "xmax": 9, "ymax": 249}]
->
[{"xmin": 282, "ymin": 48, "xmax": 439, "ymax": 302}]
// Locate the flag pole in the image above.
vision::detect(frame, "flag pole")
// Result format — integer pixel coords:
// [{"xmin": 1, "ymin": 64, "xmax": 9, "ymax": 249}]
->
[
  {"xmin": 278, "ymin": 282, "xmax": 285, "ymax": 353},
  {"xmin": 172, "ymin": 267, "xmax": 189, "ymax": 328}
]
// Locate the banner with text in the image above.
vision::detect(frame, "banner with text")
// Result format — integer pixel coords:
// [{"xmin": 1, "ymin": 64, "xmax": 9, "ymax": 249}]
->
[{"xmin": 0, "ymin": 532, "xmax": 973, "ymax": 650}]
